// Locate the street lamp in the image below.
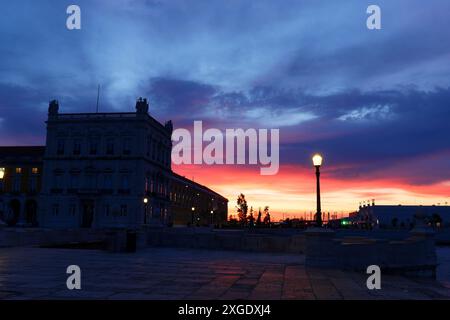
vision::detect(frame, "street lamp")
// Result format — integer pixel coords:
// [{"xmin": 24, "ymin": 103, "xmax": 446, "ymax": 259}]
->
[
  {"xmin": 312, "ymin": 154, "xmax": 323, "ymax": 227},
  {"xmin": 143, "ymin": 197, "xmax": 149, "ymax": 224},
  {"xmin": 0, "ymin": 168, "xmax": 5, "ymax": 180},
  {"xmin": 210, "ymin": 210, "xmax": 214, "ymax": 225},
  {"xmin": 191, "ymin": 206, "xmax": 195, "ymax": 226}
]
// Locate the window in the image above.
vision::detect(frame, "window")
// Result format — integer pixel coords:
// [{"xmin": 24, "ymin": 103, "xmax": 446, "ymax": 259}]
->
[
  {"xmin": 73, "ymin": 139, "xmax": 81, "ymax": 155},
  {"xmin": 32, "ymin": 167, "xmax": 39, "ymax": 174},
  {"xmin": 103, "ymin": 174, "xmax": 113, "ymax": 189},
  {"xmin": 106, "ymin": 138, "xmax": 114, "ymax": 155},
  {"xmin": 29, "ymin": 176, "xmax": 37, "ymax": 192},
  {"xmin": 120, "ymin": 205, "xmax": 128, "ymax": 216},
  {"xmin": 86, "ymin": 174, "xmax": 97, "ymax": 189},
  {"xmin": 53, "ymin": 173, "xmax": 62, "ymax": 189},
  {"xmin": 16, "ymin": 167, "xmax": 22, "ymax": 174},
  {"xmin": 57, "ymin": 139, "xmax": 65, "ymax": 155},
  {"xmin": 69, "ymin": 204, "xmax": 76, "ymax": 216},
  {"xmin": 52, "ymin": 204, "xmax": 59, "ymax": 216},
  {"xmin": 121, "ymin": 174, "xmax": 129, "ymax": 189},
  {"xmin": 89, "ymin": 139, "xmax": 99, "ymax": 155},
  {"xmin": 12, "ymin": 176, "xmax": 21, "ymax": 192},
  {"xmin": 146, "ymin": 135, "xmax": 152, "ymax": 156},
  {"xmin": 152, "ymin": 141, "xmax": 156, "ymax": 160},
  {"xmin": 123, "ymin": 138, "xmax": 131, "ymax": 155},
  {"xmin": 104, "ymin": 204, "xmax": 110, "ymax": 217},
  {"xmin": 70, "ymin": 174, "xmax": 79, "ymax": 189}
]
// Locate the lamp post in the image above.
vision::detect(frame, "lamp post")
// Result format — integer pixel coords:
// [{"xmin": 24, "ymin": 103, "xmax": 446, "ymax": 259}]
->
[
  {"xmin": 143, "ymin": 197, "xmax": 148, "ymax": 224},
  {"xmin": 210, "ymin": 210, "xmax": 214, "ymax": 225},
  {"xmin": 312, "ymin": 154, "xmax": 323, "ymax": 227},
  {"xmin": 191, "ymin": 207, "xmax": 195, "ymax": 226}
]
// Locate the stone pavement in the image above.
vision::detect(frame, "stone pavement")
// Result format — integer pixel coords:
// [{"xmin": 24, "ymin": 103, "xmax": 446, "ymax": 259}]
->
[{"xmin": 0, "ymin": 247, "xmax": 450, "ymax": 300}]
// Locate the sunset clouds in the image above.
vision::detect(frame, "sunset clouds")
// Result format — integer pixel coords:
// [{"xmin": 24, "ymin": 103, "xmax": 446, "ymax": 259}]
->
[{"xmin": 1, "ymin": 1, "xmax": 449, "ymax": 219}]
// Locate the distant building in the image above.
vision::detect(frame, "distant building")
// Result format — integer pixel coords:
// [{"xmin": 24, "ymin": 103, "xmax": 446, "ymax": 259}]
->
[
  {"xmin": 357, "ymin": 202, "xmax": 450, "ymax": 228},
  {"xmin": 0, "ymin": 146, "xmax": 44, "ymax": 226},
  {"xmin": 0, "ymin": 98, "xmax": 228, "ymax": 228},
  {"xmin": 170, "ymin": 173, "xmax": 228, "ymax": 226}
]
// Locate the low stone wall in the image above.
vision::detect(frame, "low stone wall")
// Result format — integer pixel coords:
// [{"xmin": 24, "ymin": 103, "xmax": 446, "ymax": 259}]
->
[
  {"xmin": 145, "ymin": 228, "xmax": 306, "ymax": 253},
  {"xmin": 0, "ymin": 227, "xmax": 107, "ymax": 248},
  {"xmin": 305, "ymin": 227, "xmax": 437, "ymax": 277}
]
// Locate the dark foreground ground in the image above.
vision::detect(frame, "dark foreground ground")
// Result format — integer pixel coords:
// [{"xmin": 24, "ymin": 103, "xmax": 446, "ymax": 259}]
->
[{"xmin": 1, "ymin": 246, "xmax": 450, "ymax": 300}]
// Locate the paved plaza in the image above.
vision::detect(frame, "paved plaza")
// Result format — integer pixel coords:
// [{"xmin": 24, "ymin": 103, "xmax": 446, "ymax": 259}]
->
[{"xmin": 1, "ymin": 246, "xmax": 450, "ymax": 300}]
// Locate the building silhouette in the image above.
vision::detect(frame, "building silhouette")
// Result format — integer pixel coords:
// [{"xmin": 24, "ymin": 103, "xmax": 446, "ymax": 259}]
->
[
  {"xmin": 0, "ymin": 98, "xmax": 228, "ymax": 228},
  {"xmin": 0, "ymin": 147, "xmax": 44, "ymax": 226}
]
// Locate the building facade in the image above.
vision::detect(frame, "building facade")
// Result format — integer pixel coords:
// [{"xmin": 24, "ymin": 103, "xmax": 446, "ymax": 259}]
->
[
  {"xmin": 356, "ymin": 202, "xmax": 450, "ymax": 228},
  {"xmin": 0, "ymin": 147, "xmax": 44, "ymax": 226},
  {"xmin": 170, "ymin": 173, "xmax": 228, "ymax": 226},
  {"xmin": 34, "ymin": 98, "xmax": 227, "ymax": 229}
]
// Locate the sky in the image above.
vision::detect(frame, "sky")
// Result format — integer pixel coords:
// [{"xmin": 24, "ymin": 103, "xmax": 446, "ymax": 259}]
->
[{"xmin": 1, "ymin": 0, "xmax": 450, "ymax": 220}]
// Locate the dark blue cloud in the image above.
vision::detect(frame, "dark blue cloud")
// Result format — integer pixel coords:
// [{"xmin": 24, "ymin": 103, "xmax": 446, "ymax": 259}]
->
[{"xmin": 0, "ymin": 0, "xmax": 449, "ymax": 184}]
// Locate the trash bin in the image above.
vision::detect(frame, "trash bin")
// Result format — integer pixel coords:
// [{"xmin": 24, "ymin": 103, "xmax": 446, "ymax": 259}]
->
[{"xmin": 126, "ymin": 230, "xmax": 137, "ymax": 252}]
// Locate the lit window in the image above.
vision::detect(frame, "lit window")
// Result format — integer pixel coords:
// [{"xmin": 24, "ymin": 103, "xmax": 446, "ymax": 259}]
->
[
  {"xmin": 32, "ymin": 167, "xmax": 39, "ymax": 174},
  {"xmin": 16, "ymin": 167, "xmax": 22, "ymax": 174}
]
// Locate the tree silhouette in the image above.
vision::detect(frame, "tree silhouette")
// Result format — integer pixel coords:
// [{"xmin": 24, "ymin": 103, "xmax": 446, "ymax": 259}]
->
[
  {"xmin": 236, "ymin": 193, "xmax": 248, "ymax": 225},
  {"xmin": 256, "ymin": 207, "xmax": 262, "ymax": 226},
  {"xmin": 248, "ymin": 206, "xmax": 255, "ymax": 227},
  {"xmin": 263, "ymin": 206, "xmax": 271, "ymax": 225}
]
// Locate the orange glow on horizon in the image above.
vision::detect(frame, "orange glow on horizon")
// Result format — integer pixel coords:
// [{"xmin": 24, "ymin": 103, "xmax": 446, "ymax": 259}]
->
[{"xmin": 173, "ymin": 163, "xmax": 450, "ymax": 221}]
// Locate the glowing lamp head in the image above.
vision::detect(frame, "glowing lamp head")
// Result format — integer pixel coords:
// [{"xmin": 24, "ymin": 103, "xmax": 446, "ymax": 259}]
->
[
  {"xmin": 210, "ymin": 210, "xmax": 214, "ymax": 214},
  {"xmin": 312, "ymin": 154, "xmax": 323, "ymax": 167},
  {"xmin": 192, "ymin": 207, "xmax": 195, "ymax": 211},
  {"xmin": 0, "ymin": 168, "xmax": 4, "ymax": 179},
  {"xmin": 143, "ymin": 197, "xmax": 148, "ymax": 204}
]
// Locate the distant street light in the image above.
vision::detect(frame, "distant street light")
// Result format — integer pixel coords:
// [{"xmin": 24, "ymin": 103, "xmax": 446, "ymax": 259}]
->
[
  {"xmin": 210, "ymin": 210, "xmax": 214, "ymax": 225},
  {"xmin": 0, "ymin": 168, "xmax": 5, "ymax": 180},
  {"xmin": 312, "ymin": 154, "xmax": 323, "ymax": 227},
  {"xmin": 143, "ymin": 197, "xmax": 149, "ymax": 224},
  {"xmin": 191, "ymin": 207, "xmax": 196, "ymax": 226}
]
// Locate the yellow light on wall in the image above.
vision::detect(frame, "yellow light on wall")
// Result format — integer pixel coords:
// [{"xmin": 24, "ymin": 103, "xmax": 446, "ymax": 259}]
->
[
  {"xmin": 192, "ymin": 207, "xmax": 195, "ymax": 211},
  {"xmin": 32, "ymin": 167, "xmax": 39, "ymax": 174},
  {"xmin": 0, "ymin": 168, "xmax": 5, "ymax": 179},
  {"xmin": 16, "ymin": 167, "xmax": 22, "ymax": 174}
]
